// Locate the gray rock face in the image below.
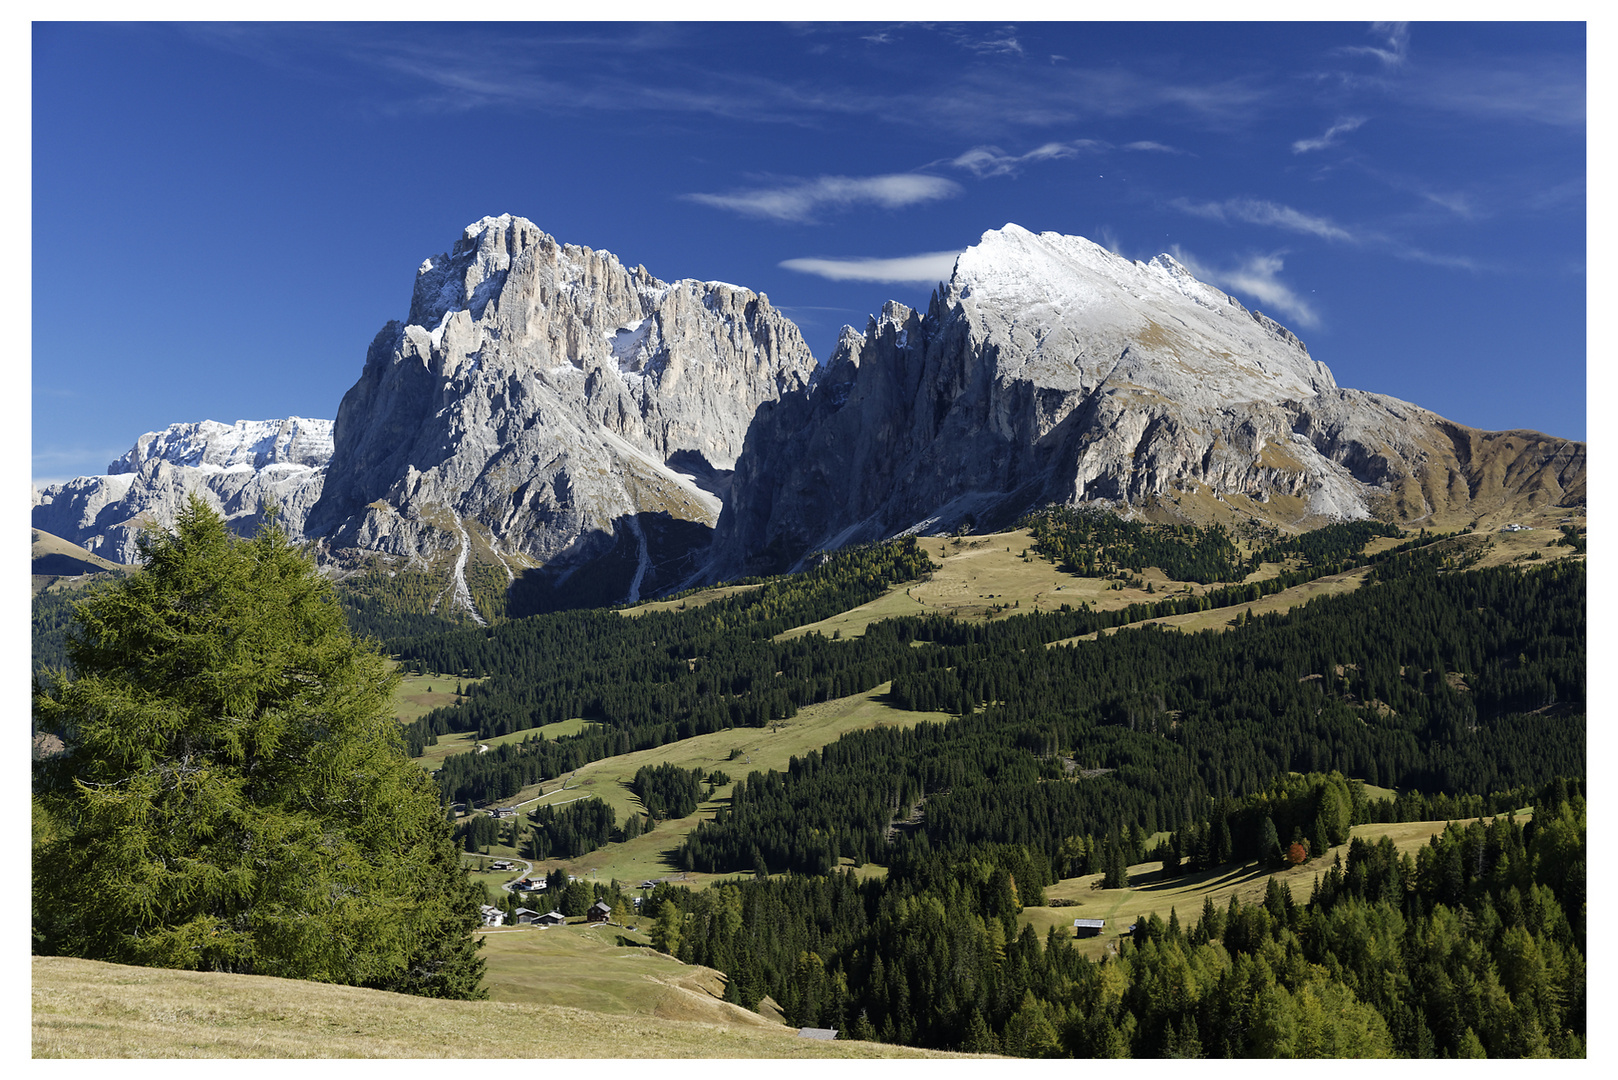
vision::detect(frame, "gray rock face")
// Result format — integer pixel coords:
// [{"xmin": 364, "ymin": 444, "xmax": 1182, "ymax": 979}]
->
[
  {"xmin": 32, "ymin": 418, "xmax": 332, "ymax": 564},
  {"xmin": 712, "ymin": 224, "xmax": 1585, "ymax": 576},
  {"xmin": 304, "ymin": 215, "xmax": 819, "ymax": 608}
]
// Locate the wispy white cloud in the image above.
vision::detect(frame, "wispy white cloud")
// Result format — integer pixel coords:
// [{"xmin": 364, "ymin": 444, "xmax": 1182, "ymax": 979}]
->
[
  {"xmin": 1170, "ymin": 247, "xmax": 1319, "ymax": 329},
  {"xmin": 1292, "ymin": 116, "xmax": 1367, "ymax": 154},
  {"xmin": 1407, "ymin": 60, "xmax": 1585, "ymax": 129},
  {"xmin": 1171, "ymin": 195, "xmax": 1485, "ymax": 272},
  {"xmin": 779, "ymin": 251, "xmax": 964, "ymax": 284},
  {"xmin": 184, "ymin": 24, "xmax": 1279, "ymax": 141},
  {"xmin": 1416, "ymin": 188, "xmax": 1478, "ymax": 218},
  {"xmin": 949, "ymin": 140, "xmax": 1102, "ymax": 178},
  {"xmin": 1170, "ymin": 198, "xmax": 1358, "ymax": 243},
  {"xmin": 945, "ymin": 137, "xmax": 1180, "ymax": 177},
  {"xmin": 959, "ymin": 28, "xmax": 1023, "ymax": 56},
  {"xmin": 1338, "ymin": 22, "xmax": 1409, "ymax": 67},
  {"xmin": 1391, "ymin": 246, "xmax": 1484, "ymax": 272},
  {"xmin": 684, "ymin": 174, "xmax": 960, "ymax": 223},
  {"xmin": 1524, "ymin": 177, "xmax": 1585, "ymax": 214}
]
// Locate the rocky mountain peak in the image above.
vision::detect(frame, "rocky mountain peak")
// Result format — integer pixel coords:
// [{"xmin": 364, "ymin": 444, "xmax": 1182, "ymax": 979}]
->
[
  {"xmin": 306, "ymin": 214, "xmax": 820, "ymax": 613},
  {"xmin": 942, "ymin": 225, "xmax": 1335, "ymax": 404},
  {"xmin": 710, "ymin": 223, "xmax": 1582, "ymax": 577}
]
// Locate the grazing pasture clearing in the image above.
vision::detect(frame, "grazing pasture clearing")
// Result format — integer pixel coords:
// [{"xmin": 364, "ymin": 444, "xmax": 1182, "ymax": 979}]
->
[
  {"xmin": 618, "ymin": 582, "xmax": 765, "ymax": 616},
  {"xmin": 413, "ymin": 717, "xmax": 599, "ymax": 773},
  {"xmin": 1020, "ymin": 810, "xmax": 1533, "ymax": 960},
  {"xmin": 778, "ymin": 527, "xmax": 1393, "ymax": 642},
  {"xmin": 389, "ymin": 671, "xmax": 466, "ymax": 722}
]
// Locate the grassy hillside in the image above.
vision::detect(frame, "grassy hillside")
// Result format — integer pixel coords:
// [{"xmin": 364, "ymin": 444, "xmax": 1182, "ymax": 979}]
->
[
  {"xmin": 448, "ymin": 680, "xmax": 939, "ymax": 887},
  {"xmin": 784, "ymin": 517, "xmax": 1582, "ymax": 644},
  {"xmin": 776, "ymin": 528, "xmax": 1221, "ymax": 638},
  {"xmin": 31, "ymin": 528, "xmax": 128, "ymax": 593},
  {"xmin": 478, "ymin": 918, "xmax": 783, "ymax": 1022},
  {"xmin": 31, "ymin": 955, "xmax": 962, "ymax": 1058},
  {"xmin": 434, "ymin": 517, "xmax": 1583, "ymax": 891},
  {"xmin": 619, "ymin": 582, "xmax": 764, "ymax": 616}
]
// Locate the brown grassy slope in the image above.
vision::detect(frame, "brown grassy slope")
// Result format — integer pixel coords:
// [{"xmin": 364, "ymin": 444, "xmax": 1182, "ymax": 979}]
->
[
  {"xmin": 618, "ymin": 582, "xmax": 765, "ymax": 616},
  {"xmin": 478, "ymin": 919, "xmax": 785, "ymax": 1025},
  {"xmin": 31, "ymin": 956, "xmax": 964, "ymax": 1059},
  {"xmin": 1061, "ymin": 422, "xmax": 1582, "ymax": 537},
  {"xmin": 31, "ymin": 527, "xmax": 129, "ymax": 594},
  {"xmin": 1383, "ymin": 422, "xmax": 1584, "ymax": 530}
]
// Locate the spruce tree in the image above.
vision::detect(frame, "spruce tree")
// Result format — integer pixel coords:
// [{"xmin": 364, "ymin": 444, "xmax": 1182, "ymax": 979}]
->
[{"xmin": 32, "ymin": 498, "xmax": 485, "ymax": 997}]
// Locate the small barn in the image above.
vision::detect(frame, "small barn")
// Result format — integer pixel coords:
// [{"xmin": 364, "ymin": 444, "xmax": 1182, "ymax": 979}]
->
[
  {"xmin": 797, "ymin": 1028, "xmax": 839, "ymax": 1041},
  {"xmin": 536, "ymin": 910, "xmax": 566, "ymax": 927},
  {"xmin": 513, "ymin": 908, "xmax": 541, "ymax": 924},
  {"xmin": 587, "ymin": 900, "xmax": 612, "ymax": 923},
  {"xmin": 1073, "ymin": 918, "xmax": 1105, "ymax": 938}
]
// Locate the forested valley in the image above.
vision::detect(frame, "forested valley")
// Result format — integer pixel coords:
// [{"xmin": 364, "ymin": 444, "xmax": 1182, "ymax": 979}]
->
[
  {"xmin": 352, "ymin": 515, "xmax": 1585, "ymax": 1058},
  {"xmin": 33, "ymin": 510, "xmax": 1584, "ymax": 1057}
]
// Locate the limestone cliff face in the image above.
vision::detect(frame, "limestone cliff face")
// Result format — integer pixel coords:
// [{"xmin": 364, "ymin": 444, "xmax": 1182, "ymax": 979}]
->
[
  {"xmin": 712, "ymin": 225, "xmax": 1585, "ymax": 576},
  {"xmin": 31, "ymin": 418, "xmax": 331, "ymax": 564},
  {"xmin": 304, "ymin": 215, "xmax": 819, "ymax": 607}
]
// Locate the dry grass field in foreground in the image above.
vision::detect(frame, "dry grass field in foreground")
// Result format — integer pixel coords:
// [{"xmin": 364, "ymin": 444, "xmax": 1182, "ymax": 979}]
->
[
  {"xmin": 478, "ymin": 918, "xmax": 788, "ymax": 1023},
  {"xmin": 32, "ymin": 956, "xmax": 965, "ymax": 1059}
]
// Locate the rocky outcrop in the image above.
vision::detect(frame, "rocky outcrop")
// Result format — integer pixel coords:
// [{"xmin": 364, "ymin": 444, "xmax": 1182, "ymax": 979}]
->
[
  {"xmin": 303, "ymin": 215, "xmax": 819, "ymax": 610},
  {"xmin": 712, "ymin": 224, "xmax": 1585, "ymax": 576},
  {"xmin": 32, "ymin": 418, "xmax": 331, "ymax": 564}
]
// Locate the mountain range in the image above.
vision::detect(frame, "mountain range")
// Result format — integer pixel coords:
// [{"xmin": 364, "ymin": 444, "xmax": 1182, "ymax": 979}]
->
[{"xmin": 33, "ymin": 216, "xmax": 1586, "ymax": 615}]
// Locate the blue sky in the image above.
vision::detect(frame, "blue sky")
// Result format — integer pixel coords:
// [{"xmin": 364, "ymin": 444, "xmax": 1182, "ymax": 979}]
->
[{"xmin": 31, "ymin": 20, "xmax": 1587, "ymax": 485}]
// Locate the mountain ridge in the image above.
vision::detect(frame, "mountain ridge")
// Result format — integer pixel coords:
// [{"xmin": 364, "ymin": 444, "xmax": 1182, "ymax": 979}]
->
[
  {"xmin": 31, "ymin": 417, "xmax": 332, "ymax": 564},
  {"xmin": 707, "ymin": 224, "xmax": 1584, "ymax": 578},
  {"xmin": 31, "ymin": 218, "xmax": 1585, "ymax": 615}
]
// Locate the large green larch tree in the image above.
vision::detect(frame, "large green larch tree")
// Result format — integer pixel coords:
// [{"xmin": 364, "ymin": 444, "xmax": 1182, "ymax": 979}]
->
[{"xmin": 32, "ymin": 498, "xmax": 484, "ymax": 998}]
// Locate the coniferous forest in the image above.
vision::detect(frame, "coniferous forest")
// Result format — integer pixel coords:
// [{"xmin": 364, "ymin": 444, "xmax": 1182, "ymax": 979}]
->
[
  {"xmin": 652, "ymin": 778, "xmax": 1583, "ymax": 1058},
  {"xmin": 398, "ymin": 520, "xmax": 1582, "ymax": 1057}
]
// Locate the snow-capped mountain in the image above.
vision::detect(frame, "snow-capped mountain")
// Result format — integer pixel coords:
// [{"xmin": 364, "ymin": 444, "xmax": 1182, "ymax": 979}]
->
[
  {"xmin": 711, "ymin": 224, "xmax": 1585, "ymax": 576},
  {"xmin": 33, "ymin": 418, "xmax": 332, "ymax": 564},
  {"xmin": 109, "ymin": 417, "xmax": 333, "ymax": 475}
]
